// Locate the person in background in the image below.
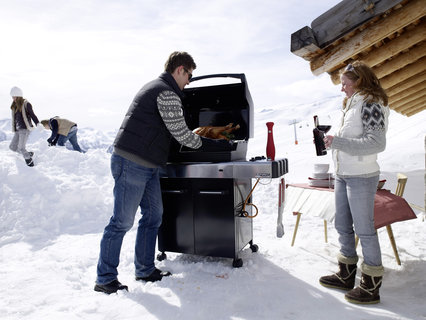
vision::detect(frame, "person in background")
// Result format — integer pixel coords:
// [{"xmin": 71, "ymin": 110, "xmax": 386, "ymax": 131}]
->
[
  {"xmin": 319, "ymin": 61, "xmax": 389, "ymax": 304},
  {"xmin": 41, "ymin": 117, "xmax": 83, "ymax": 152},
  {"xmin": 94, "ymin": 51, "xmax": 233, "ymax": 294},
  {"xmin": 9, "ymin": 86, "xmax": 40, "ymax": 167}
]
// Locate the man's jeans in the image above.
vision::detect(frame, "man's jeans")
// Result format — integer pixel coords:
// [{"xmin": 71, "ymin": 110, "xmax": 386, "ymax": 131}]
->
[
  {"xmin": 9, "ymin": 129, "xmax": 31, "ymax": 159},
  {"xmin": 96, "ymin": 153, "xmax": 163, "ymax": 285},
  {"xmin": 57, "ymin": 126, "xmax": 82, "ymax": 152},
  {"xmin": 334, "ymin": 174, "xmax": 382, "ymax": 267}
]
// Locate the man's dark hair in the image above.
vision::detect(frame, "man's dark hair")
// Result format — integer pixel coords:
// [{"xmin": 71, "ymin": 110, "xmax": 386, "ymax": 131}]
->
[{"xmin": 164, "ymin": 51, "xmax": 196, "ymax": 73}]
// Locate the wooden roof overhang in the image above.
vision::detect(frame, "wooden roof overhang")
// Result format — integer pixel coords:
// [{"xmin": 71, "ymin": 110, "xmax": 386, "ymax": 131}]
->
[{"xmin": 291, "ymin": 0, "xmax": 426, "ymax": 116}]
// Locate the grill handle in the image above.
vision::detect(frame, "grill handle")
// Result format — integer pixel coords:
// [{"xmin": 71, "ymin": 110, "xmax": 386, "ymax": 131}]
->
[
  {"xmin": 162, "ymin": 189, "xmax": 187, "ymax": 194},
  {"xmin": 190, "ymin": 73, "xmax": 246, "ymax": 84},
  {"xmin": 198, "ymin": 190, "xmax": 229, "ymax": 195}
]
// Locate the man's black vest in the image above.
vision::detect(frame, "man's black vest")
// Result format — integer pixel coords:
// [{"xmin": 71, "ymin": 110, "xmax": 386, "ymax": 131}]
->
[{"xmin": 113, "ymin": 72, "xmax": 184, "ymax": 166}]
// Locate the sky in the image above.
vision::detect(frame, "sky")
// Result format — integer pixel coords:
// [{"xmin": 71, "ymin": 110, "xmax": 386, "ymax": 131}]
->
[{"xmin": 0, "ymin": 0, "xmax": 342, "ymax": 131}]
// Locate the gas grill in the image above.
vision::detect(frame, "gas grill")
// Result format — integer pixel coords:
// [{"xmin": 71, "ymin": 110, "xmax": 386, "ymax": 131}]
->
[{"xmin": 158, "ymin": 74, "xmax": 288, "ymax": 267}]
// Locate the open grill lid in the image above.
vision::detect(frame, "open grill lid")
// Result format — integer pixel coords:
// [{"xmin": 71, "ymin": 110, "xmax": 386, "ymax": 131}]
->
[
  {"xmin": 167, "ymin": 73, "xmax": 254, "ymax": 163},
  {"xmin": 182, "ymin": 73, "xmax": 254, "ymax": 140}
]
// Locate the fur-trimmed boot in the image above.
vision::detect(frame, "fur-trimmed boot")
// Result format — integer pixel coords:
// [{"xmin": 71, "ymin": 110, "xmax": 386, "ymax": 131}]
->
[
  {"xmin": 345, "ymin": 263, "xmax": 384, "ymax": 304},
  {"xmin": 319, "ymin": 261, "xmax": 357, "ymax": 290}
]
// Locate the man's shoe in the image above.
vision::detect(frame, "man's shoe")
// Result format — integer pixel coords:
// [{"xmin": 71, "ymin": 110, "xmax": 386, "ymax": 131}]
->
[
  {"xmin": 94, "ymin": 280, "xmax": 128, "ymax": 294},
  {"xmin": 135, "ymin": 268, "xmax": 172, "ymax": 282},
  {"xmin": 25, "ymin": 158, "xmax": 34, "ymax": 167}
]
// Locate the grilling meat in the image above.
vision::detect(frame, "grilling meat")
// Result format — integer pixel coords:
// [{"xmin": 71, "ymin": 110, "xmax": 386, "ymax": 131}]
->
[{"xmin": 193, "ymin": 123, "xmax": 240, "ymax": 140}]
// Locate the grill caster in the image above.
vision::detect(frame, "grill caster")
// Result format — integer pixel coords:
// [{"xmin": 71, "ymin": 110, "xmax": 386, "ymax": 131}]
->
[
  {"xmin": 157, "ymin": 252, "xmax": 167, "ymax": 261},
  {"xmin": 232, "ymin": 258, "xmax": 243, "ymax": 268},
  {"xmin": 249, "ymin": 241, "xmax": 259, "ymax": 253}
]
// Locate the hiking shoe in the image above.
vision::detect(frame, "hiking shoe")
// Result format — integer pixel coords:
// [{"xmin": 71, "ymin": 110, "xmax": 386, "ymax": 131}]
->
[
  {"xmin": 135, "ymin": 268, "xmax": 172, "ymax": 282},
  {"xmin": 25, "ymin": 158, "xmax": 34, "ymax": 167},
  {"xmin": 94, "ymin": 280, "xmax": 128, "ymax": 294}
]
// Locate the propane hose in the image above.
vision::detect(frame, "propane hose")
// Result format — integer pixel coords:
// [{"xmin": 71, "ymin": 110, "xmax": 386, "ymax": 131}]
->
[{"xmin": 242, "ymin": 178, "xmax": 260, "ymax": 218}]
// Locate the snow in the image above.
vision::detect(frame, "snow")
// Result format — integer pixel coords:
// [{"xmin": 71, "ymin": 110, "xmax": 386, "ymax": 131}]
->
[{"xmin": 0, "ymin": 96, "xmax": 425, "ymax": 320}]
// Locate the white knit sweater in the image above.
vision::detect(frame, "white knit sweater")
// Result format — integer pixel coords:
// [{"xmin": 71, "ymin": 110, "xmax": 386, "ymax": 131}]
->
[{"xmin": 331, "ymin": 92, "xmax": 389, "ymax": 177}]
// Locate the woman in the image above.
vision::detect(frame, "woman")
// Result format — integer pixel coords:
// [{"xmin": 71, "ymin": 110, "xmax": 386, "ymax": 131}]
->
[
  {"xmin": 9, "ymin": 86, "xmax": 40, "ymax": 167},
  {"xmin": 319, "ymin": 61, "xmax": 389, "ymax": 304}
]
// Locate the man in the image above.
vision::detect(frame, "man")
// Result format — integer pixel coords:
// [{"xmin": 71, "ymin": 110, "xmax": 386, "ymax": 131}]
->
[
  {"xmin": 94, "ymin": 51, "xmax": 233, "ymax": 294},
  {"xmin": 41, "ymin": 117, "xmax": 83, "ymax": 152}
]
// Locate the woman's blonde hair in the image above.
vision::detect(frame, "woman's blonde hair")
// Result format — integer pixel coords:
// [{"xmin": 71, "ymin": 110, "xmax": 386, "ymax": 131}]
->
[
  {"xmin": 10, "ymin": 97, "xmax": 25, "ymax": 112},
  {"xmin": 341, "ymin": 61, "xmax": 388, "ymax": 106}
]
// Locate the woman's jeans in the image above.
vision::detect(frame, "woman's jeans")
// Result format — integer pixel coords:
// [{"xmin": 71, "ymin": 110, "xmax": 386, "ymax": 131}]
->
[
  {"xmin": 96, "ymin": 153, "xmax": 163, "ymax": 285},
  {"xmin": 9, "ymin": 129, "xmax": 31, "ymax": 159},
  {"xmin": 57, "ymin": 126, "xmax": 82, "ymax": 152},
  {"xmin": 334, "ymin": 174, "xmax": 382, "ymax": 267}
]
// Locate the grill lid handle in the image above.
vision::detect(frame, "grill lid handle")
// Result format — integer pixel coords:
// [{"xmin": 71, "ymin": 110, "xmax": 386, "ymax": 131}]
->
[{"xmin": 190, "ymin": 73, "xmax": 246, "ymax": 84}]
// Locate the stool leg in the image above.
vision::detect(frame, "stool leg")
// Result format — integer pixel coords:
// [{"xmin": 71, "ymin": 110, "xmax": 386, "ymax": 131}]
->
[
  {"xmin": 386, "ymin": 225, "xmax": 401, "ymax": 265},
  {"xmin": 291, "ymin": 212, "xmax": 302, "ymax": 246},
  {"xmin": 323, "ymin": 220, "xmax": 328, "ymax": 243}
]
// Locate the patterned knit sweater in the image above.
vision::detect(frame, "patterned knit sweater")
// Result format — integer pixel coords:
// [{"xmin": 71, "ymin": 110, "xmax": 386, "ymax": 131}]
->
[{"xmin": 157, "ymin": 90, "xmax": 201, "ymax": 149}]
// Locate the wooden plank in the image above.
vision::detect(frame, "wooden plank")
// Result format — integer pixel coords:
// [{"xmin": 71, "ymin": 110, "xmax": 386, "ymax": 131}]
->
[
  {"xmin": 392, "ymin": 92, "xmax": 426, "ymax": 111},
  {"xmin": 373, "ymin": 41, "xmax": 426, "ymax": 78},
  {"xmin": 361, "ymin": 20, "xmax": 426, "ymax": 67},
  {"xmin": 330, "ymin": 21, "xmax": 426, "ymax": 84},
  {"xmin": 387, "ymin": 71, "xmax": 426, "ymax": 97},
  {"xmin": 380, "ymin": 56, "xmax": 426, "ymax": 89},
  {"xmin": 290, "ymin": 26, "xmax": 321, "ymax": 60},
  {"xmin": 405, "ymin": 104, "xmax": 426, "ymax": 116},
  {"xmin": 310, "ymin": 0, "xmax": 426, "ymax": 75},
  {"xmin": 391, "ymin": 88, "xmax": 426, "ymax": 109},
  {"xmin": 311, "ymin": 0, "xmax": 404, "ymax": 47},
  {"xmin": 400, "ymin": 98, "xmax": 426, "ymax": 115},
  {"xmin": 388, "ymin": 81, "xmax": 426, "ymax": 104}
]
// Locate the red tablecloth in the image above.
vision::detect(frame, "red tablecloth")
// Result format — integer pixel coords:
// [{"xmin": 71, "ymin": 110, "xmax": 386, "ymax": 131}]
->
[{"xmin": 287, "ymin": 184, "xmax": 417, "ymax": 229}]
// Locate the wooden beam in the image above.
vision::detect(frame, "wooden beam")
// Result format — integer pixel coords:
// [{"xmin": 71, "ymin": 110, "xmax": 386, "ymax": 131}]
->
[
  {"xmin": 310, "ymin": 0, "xmax": 405, "ymax": 47},
  {"xmin": 387, "ymin": 71, "xmax": 426, "ymax": 97},
  {"xmin": 380, "ymin": 56, "xmax": 426, "ymax": 89},
  {"xmin": 290, "ymin": 26, "xmax": 321, "ymax": 61},
  {"xmin": 391, "ymin": 93, "xmax": 426, "ymax": 112},
  {"xmin": 362, "ymin": 20, "xmax": 426, "ymax": 67},
  {"xmin": 405, "ymin": 104, "xmax": 426, "ymax": 116},
  {"xmin": 310, "ymin": 0, "xmax": 426, "ymax": 76},
  {"xmin": 329, "ymin": 21, "xmax": 426, "ymax": 84},
  {"xmin": 391, "ymin": 88, "xmax": 426, "ymax": 109},
  {"xmin": 388, "ymin": 80, "xmax": 426, "ymax": 104},
  {"xmin": 373, "ymin": 41, "xmax": 426, "ymax": 78},
  {"xmin": 401, "ymin": 98, "xmax": 426, "ymax": 115}
]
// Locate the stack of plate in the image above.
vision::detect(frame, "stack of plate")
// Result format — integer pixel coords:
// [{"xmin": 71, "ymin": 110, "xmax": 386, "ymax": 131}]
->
[{"xmin": 308, "ymin": 164, "xmax": 334, "ymax": 187}]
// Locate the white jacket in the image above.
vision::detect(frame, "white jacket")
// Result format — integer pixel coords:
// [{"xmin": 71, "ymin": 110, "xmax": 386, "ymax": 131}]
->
[{"xmin": 332, "ymin": 92, "xmax": 389, "ymax": 176}]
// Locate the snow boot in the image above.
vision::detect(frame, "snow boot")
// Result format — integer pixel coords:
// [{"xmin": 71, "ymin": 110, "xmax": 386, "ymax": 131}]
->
[
  {"xmin": 25, "ymin": 157, "xmax": 34, "ymax": 167},
  {"xmin": 319, "ymin": 261, "xmax": 357, "ymax": 290},
  {"xmin": 345, "ymin": 273, "xmax": 382, "ymax": 304}
]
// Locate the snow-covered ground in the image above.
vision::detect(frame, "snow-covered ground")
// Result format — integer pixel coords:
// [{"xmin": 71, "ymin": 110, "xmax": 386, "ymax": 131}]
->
[{"xmin": 0, "ymin": 96, "xmax": 425, "ymax": 320}]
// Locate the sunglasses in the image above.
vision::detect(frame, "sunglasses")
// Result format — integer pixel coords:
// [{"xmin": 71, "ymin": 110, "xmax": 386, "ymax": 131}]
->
[
  {"xmin": 184, "ymin": 68, "xmax": 193, "ymax": 81},
  {"xmin": 345, "ymin": 64, "xmax": 358, "ymax": 76}
]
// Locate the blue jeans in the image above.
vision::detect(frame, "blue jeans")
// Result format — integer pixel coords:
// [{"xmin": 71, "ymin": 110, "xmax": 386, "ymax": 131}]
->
[
  {"xmin": 334, "ymin": 174, "xmax": 382, "ymax": 267},
  {"xmin": 57, "ymin": 126, "xmax": 82, "ymax": 152},
  {"xmin": 96, "ymin": 153, "xmax": 163, "ymax": 285}
]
